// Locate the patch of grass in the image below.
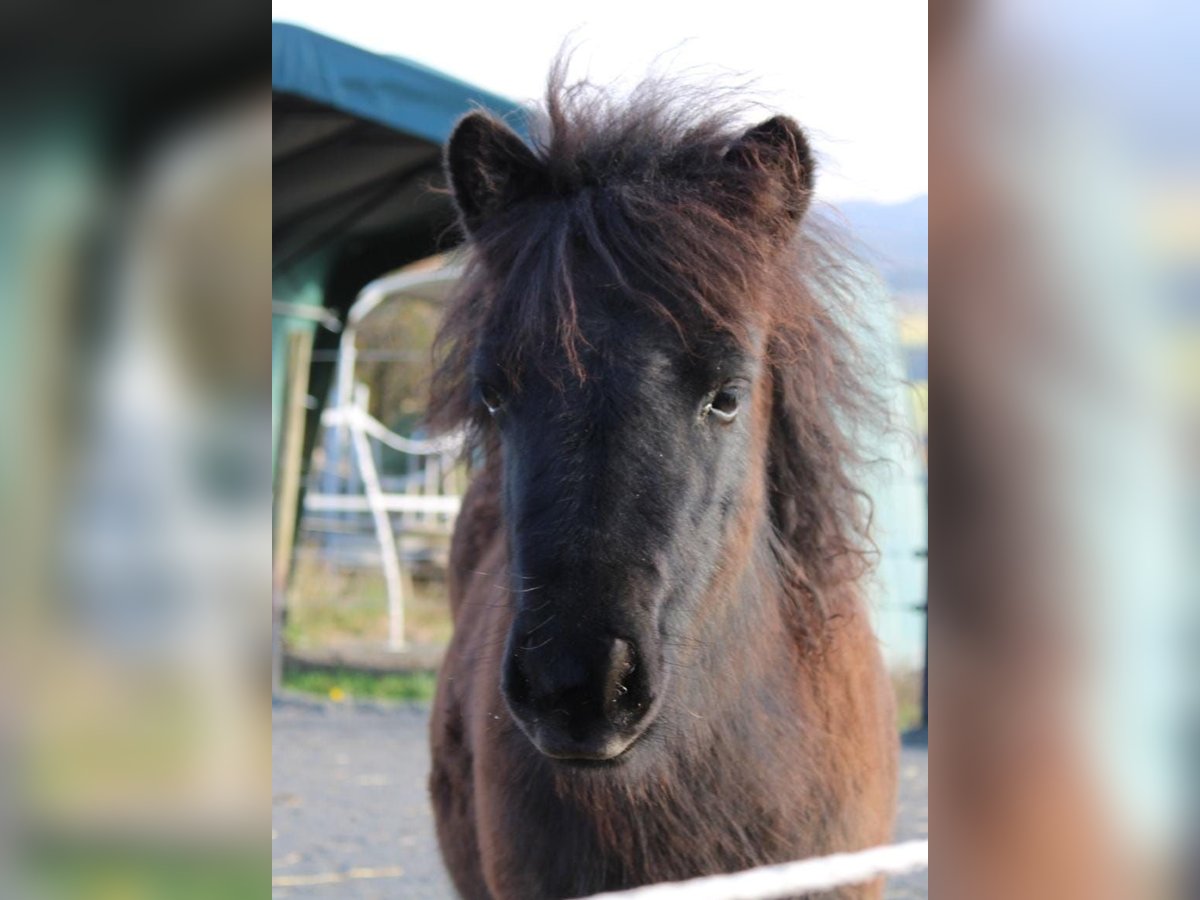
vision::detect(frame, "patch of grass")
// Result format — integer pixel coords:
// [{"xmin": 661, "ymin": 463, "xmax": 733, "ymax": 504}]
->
[
  {"xmin": 284, "ymin": 553, "xmax": 454, "ymax": 649},
  {"xmin": 28, "ymin": 843, "xmax": 263, "ymax": 899},
  {"xmin": 283, "ymin": 666, "xmax": 438, "ymax": 703},
  {"xmin": 405, "ymin": 578, "xmax": 456, "ymax": 645}
]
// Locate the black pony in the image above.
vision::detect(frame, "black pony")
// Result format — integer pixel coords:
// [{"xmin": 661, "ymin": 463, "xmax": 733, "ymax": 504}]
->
[{"xmin": 428, "ymin": 68, "xmax": 897, "ymax": 900}]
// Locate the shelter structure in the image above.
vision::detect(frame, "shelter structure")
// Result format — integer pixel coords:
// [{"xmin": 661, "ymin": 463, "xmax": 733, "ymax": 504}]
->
[{"xmin": 271, "ymin": 22, "xmax": 524, "ymax": 477}]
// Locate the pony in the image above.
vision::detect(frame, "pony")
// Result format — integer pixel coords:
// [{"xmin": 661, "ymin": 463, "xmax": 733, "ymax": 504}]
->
[{"xmin": 427, "ymin": 67, "xmax": 898, "ymax": 900}]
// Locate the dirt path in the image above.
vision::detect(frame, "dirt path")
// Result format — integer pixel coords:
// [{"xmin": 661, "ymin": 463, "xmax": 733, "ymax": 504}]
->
[{"xmin": 272, "ymin": 696, "xmax": 928, "ymax": 898}]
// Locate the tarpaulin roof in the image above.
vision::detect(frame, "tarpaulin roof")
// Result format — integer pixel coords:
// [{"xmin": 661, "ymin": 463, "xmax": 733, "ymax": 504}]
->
[
  {"xmin": 272, "ymin": 22, "xmax": 523, "ymax": 146},
  {"xmin": 272, "ymin": 22, "xmax": 525, "ymax": 280}
]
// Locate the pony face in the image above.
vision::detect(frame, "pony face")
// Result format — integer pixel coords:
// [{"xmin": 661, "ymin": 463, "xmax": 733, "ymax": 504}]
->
[
  {"xmin": 440, "ymin": 106, "xmax": 818, "ymax": 762},
  {"xmin": 476, "ymin": 298, "xmax": 768, "ymax": 761}
]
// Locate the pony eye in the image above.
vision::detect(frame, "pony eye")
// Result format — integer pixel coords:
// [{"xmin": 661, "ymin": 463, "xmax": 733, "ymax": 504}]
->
[
  {"xmin": 479, "ymin": 382, "xmax": 505, "ymax": 414},
  {"xmin": 705, "ymin": 386, "xmax": 740, "ymax": 423}
]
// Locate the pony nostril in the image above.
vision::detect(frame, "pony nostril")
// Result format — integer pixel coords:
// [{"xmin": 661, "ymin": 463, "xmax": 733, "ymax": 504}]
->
[
  {"xmin": 503, "ymin": 634, "xmax": 653, "ymax": 746},
  {"xmin": 604, "ymin": 639, "xmax": 645, "ymax": 717},
  {"xmin": 504, "ymin": 653, "xmax": 532, "ymax": 707},
  {"xmin": 603, "ymin": 640, "xmax": 626, "ymax": 701}
]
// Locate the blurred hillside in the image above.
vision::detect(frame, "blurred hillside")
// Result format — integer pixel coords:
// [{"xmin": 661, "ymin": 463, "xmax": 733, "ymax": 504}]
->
[
  {"xmin": 840, "ymin": 194, "xmax": 929, "ymax": 298},
  {"xmin": 838, "ymin": 195, "xmax": 928, "ymax": 451}
]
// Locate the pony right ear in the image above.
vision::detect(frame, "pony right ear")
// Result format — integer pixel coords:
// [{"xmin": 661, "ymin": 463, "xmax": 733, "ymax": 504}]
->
[{"xmin": 445, "ymin": 112, "xmax": 543, "ymax": 238}]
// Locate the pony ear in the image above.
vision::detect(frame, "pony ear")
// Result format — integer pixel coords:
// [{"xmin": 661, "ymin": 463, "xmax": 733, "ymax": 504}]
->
[
  {"xmin": 725, "ymin": 116, "xmax": 816, "ymax": 228},
  {"xmin": 445, "ymin": 112, "xmax": 543, "ymax": 237}
]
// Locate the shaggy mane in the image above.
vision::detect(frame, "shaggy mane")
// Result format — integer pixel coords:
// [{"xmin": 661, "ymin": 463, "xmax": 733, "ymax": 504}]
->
[{"xmin": 428, "ymin": 64, "xmax": 889, "ymax": 600}]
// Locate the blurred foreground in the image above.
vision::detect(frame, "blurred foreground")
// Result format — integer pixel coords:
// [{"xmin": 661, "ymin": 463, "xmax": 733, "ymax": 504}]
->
[
  {"xmin": 931, "ymin": 1, "xmax": 1197, "ymax": 898},
  {"xmin": 0, "ymin": 7, "xmax": 267, "ymax": 898}
]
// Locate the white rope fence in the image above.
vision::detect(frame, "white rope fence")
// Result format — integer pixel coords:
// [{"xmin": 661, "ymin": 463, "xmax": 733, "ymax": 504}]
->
[
  {"xmin": 575, "ymin": 840, "xmax": 928, "ymax": 900},
  {"xmin": 321, "ymin": 405, "xmax": 463, "ymax": 456}
]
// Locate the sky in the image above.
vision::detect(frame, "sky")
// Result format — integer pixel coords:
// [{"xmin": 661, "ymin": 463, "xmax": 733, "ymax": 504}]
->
[{"xmin": 272, "ymin": 0, "xmax": 927, "ymax": 204}]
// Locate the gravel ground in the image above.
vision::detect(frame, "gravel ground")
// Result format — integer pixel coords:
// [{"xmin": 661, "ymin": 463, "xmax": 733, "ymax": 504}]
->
[{"xmin": 272, "ymin": 696, "xmax": 928, "ymax": 899}]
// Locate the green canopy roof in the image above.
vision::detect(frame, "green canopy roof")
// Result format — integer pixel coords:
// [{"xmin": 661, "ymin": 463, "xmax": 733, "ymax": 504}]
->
[
  {"xmin": 272, "ymin": 23, "xmax": 524, "ymax": 146},
  {"xmin": 272, "ymin": 23, "xmax": 525, "ymax": 281}
]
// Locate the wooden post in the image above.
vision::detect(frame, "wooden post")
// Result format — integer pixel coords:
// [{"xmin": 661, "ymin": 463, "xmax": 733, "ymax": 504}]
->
[{"xmin": 273, "ymin": 328, "xmax": 314, "ymax": 694}]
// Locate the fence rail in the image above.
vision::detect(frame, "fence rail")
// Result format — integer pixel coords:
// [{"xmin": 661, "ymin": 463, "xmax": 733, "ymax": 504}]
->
[
  {"xmin": 574, "ymin": 840, "xmax": 929, "ymax": 900},
  {"xmin": 305, "ymin": 493, "xmax": 462, "ymax": 514}
]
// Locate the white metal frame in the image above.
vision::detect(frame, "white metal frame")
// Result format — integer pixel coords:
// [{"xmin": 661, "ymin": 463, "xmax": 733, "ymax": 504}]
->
[{"xmin": 315, "ymin": 266, "xmax": 465, "ymax": 650}]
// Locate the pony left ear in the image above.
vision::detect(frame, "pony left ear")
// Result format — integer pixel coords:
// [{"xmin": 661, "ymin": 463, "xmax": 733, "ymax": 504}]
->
[
  {"xmin": 725, "ymin": 116, "xmax": 816, "ymax": 227},
  {"xmin": 445, "ymin": 112, "xmax": 544, "ymax": 238}
]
